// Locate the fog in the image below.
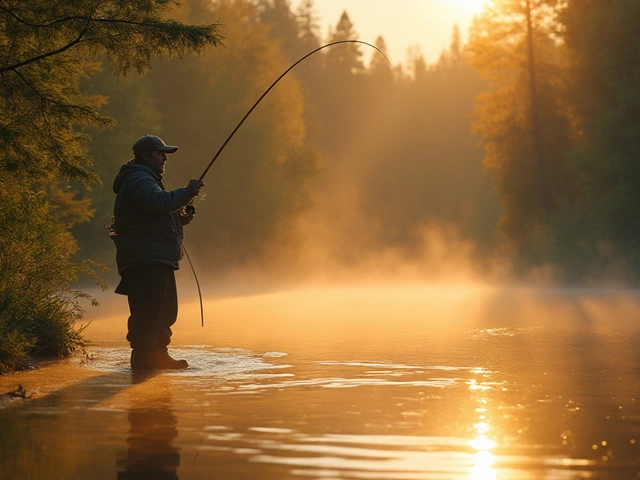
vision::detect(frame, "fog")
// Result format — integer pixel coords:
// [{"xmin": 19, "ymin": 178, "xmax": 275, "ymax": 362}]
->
[{"xmin": 74, "ymin": 0, "xmax": 640, "ymax": 293}]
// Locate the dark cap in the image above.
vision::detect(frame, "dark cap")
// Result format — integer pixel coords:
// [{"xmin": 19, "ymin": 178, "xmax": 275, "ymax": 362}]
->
[{"xmin": 132, "ymin": 135, "xmax": 178, "ymax": 154}]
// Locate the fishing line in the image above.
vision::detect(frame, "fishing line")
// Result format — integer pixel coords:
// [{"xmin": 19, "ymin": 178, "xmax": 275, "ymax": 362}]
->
[
  {"xmin": 168, "ymin": 212, "xmax": 206, "ymax": 326},
  {"xmin": 182, "ymin": 243, "xmax": 204, "ymax": 327}
]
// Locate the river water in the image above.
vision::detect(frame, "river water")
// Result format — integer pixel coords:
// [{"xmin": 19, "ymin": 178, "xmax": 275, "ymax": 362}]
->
[{"xmin": 2, "ymin": 284, "xmax": 640, "ymax": 479}]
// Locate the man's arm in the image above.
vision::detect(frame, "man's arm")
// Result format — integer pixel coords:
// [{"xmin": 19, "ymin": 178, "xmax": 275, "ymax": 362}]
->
[{"xmin": 128, "ymin": 174, "xmax": 191, "ymax": 214}]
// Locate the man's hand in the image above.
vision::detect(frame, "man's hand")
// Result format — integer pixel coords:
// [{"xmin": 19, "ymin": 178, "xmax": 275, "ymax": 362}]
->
[
  {"xmin": 186, "ymin": 178, "xmax": 205, "ymax": 197},
  {"xmin": 180, "ymin": 207, "xmax": 195, "ymax": 226}
]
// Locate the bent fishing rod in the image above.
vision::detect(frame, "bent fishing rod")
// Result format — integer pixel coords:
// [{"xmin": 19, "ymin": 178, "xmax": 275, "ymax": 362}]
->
[
  {"xmin": 187, "ymin": 40, "xmax": 391, "ymax": 326},
  {"xmin": 196, "ymin": 39, "xmax": 390, "ymax": 182}
]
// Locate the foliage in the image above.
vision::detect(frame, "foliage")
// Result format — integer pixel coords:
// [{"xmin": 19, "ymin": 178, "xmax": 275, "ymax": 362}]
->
[
  {"xmin": 0, "ymin": 0, "xmax": 222, "ymax": 372},
  {"xmin": 464, "ymin": 0, "xmax": 640, "ymax": 282},
  {"xmin": 467, "ymin": 0, "xmax": 576, "ymax": 253},
  {"xmin": 0, "ymin": 0, "xmax": 221, "ymax": 185},
  {"xmin": 558, "ymin": 0, "xmax": 640, "ymax": 280},
  {"xmin": 0, "ymin": 180, "xmax": 100, "ymax": 372}
]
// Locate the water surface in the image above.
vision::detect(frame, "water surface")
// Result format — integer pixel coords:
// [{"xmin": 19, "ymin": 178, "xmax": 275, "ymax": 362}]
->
[{"xmin": 2, "ymin": 284, "xmax": 640, "ymax": 479}]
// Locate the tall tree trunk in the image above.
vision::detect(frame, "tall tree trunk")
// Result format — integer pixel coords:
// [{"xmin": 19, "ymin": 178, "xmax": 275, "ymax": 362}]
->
[{"xmin": 526, "ymin": 0, "xmax": 548, "ymax": 216}]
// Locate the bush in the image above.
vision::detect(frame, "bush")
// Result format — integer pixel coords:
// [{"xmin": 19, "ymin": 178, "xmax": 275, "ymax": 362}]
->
[{"xmin": 0, "ymin": 181, "xmax": 101, "ymax": 373}]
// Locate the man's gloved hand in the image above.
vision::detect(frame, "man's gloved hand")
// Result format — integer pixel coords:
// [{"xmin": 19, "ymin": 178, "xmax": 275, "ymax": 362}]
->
[
  {"xmin": 180, "ymin": 207, "xmax": 195, "ymax": 226},
  {"xmin": 186, "ymin": 178, "xmax": 205, "ymax": 197}
]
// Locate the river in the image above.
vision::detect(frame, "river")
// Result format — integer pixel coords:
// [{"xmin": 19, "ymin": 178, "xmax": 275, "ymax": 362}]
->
[{"xmin": 2, "ymin": 284, "xmax": 640, "ymax": 479}]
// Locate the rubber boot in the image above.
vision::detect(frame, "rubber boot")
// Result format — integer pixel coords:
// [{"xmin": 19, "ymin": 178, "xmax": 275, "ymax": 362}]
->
[
  {"xmin": 153, "ymin": 347, "xmax": 188, "ymax": 370},
  {"xmin": 130, "ymin": 348, "xmax": 157, "ymax": 370}
]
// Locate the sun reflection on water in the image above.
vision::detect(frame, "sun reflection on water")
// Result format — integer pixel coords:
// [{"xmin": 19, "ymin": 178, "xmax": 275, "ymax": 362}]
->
[
  {"xmin": 469, "ymin": 370, "xmax": 497, "ymax": 480},
  {"xmin": 471, "ymin": 450, "xmax": 496, "ymax": 480}
]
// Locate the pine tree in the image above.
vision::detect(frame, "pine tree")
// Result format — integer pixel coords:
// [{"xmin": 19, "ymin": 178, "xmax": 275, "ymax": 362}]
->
[
  {"xmin": 296, "ymin": 0, "xmax": 321, "ymax": 52},
  {"xmin": 257, "ymin": 0, "xmax": 301, "ymax": 61},
  {"xmin": 370, "ymin": 35, "xmax": 393, "ymax": 85},
  {"xmin": 467, "ymin": 0, "xmax": 574, "ymax": 251},
  {"xmin": 558, "ymin": 0, "xmax": 640, "ymax": 279},
  {"xmin": 325, "ymin": 11, "xmax": 364, "ymax": 76}
]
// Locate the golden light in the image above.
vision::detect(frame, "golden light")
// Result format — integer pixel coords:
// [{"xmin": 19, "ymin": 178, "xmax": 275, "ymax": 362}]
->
[
  {"xmin": 470, "ymin": 434, "xmax": 496, "ymax": 451},
  {"xmin": 470, "ymin": 435, "xmax": 497, "ymax": 480},
  {"xmin": 452, "ymin": 0, "xmax": 490, "ymax": 15},
  {"xmin": 469, "ymin": 391, "xmax": 497, "ymax": 480},
  {"xmin": 471, "ymin": 450, "xmax": 497, "ymax": 480}
]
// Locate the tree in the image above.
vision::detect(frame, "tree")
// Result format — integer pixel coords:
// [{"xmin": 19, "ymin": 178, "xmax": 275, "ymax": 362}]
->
[
  {"xmin": 257, "ymin": 0, "xmax": 300, "ymax": 62},
  {"xmin": 555, "ymin": 0, "xmax": 640, "ymax": 280},
  {"xmin": 369, "ymin": 35, "xmax": 393, "ymax": 85},
  {"xmin": 296, "ymin": 0, "xmax": 321, "ymax": 53},
  {"xmin": 355, "ymin": 26, "xmax": 497, "ymax": 256},
  {"xmin": 0, "ymin": 0, "xmax": 221, "ymax": 184},
  {"xmin": 325, "ymin": 11, "xmax": 364, "ymax": 76},
  {"xmin": 0, "ymin": 0, "xmax": 222, "ymax": 371},
  {"xmin": 312, "ymin": 11, "xmax": 368, "ymax": 151},
  {"xmin": 467, "ymin": 0, "xmax": 575, "ymax": 251}
]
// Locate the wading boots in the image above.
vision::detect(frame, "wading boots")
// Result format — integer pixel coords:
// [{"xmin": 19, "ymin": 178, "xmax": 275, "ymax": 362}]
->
[{"xmin": 130, "ymin": 346, "xmax": 188, "ymax": 370}]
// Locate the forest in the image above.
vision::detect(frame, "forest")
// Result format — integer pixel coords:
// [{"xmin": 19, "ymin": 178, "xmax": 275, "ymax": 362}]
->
[{"xmin": 1, "ymin": 0, "xmax": 639, "ymax": 371}]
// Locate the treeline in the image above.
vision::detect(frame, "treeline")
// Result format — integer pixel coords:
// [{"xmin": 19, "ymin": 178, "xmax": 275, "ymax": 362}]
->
[
  {"xmin": 468, "ymin": 0, "xmax": 640, "ymax": 282},
  {"xmin": 74, "ymin": 0, "xmax": 498, "ymax": 283}
]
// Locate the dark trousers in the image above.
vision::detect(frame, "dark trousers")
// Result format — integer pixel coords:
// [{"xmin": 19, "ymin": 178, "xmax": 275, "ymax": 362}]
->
[{"xmin": 116, "ymin": 265, "xmax": 178, "ymax": 350}]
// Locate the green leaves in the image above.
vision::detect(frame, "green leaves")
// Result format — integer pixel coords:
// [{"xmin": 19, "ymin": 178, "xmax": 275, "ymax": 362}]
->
[
  {"xmin": 0, "ymin": 0, "xmax": 223, "ymax": 371},
  {"xmin": 0, "ymin": 0, "xmax": 222, "ymax": 184}
]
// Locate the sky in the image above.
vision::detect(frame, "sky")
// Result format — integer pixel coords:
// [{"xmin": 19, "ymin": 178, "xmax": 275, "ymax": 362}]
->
[{"xmin": 302, "ymin": 0, "xmax": 486, "ymax": 65}]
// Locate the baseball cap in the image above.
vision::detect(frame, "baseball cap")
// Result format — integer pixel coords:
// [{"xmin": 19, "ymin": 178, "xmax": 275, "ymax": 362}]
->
[{"xmin": 132, "ymin": 135, "xmax": 178, "ymax": 154}]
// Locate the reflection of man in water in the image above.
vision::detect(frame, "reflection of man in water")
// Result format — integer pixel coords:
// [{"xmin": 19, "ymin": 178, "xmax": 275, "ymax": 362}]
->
[
  {"xmin": 117, "ymin": 380, "xmax": 180, "ymax": 479},
  {"xmin": 112, "ymin": 135, "xmax": 204, "ymax": 370}
]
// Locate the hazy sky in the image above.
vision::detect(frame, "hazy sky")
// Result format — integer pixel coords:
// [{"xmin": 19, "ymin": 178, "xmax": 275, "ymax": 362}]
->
[{"xmin": 304, "ymin": 0, "xmax": 485, "ymax": 65}]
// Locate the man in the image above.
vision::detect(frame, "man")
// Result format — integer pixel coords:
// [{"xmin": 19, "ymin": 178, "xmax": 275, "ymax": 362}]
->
[{"xmin": 111, "ymin": 135, "xmax": 205, "ymax": 370}]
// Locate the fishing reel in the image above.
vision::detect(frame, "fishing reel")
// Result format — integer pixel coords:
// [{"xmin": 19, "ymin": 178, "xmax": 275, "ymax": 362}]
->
[{"xmin": 185, "ymin": 204, "xmax": 196, "ymax": 216}]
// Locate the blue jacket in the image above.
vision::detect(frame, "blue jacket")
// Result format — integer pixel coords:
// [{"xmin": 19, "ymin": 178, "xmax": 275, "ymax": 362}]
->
[{"xmin": 112, "ymin": 161, "xmax": 192, "ymax": 274}]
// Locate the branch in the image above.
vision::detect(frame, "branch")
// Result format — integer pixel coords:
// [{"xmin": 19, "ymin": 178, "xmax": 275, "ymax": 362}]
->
[
  {"xmin": 0, "ymin": 15, "xmax": 217, "ymax": 74},
  {"xmin": 0, "ymin": 19, "xmax": 91, "ymax": 74},
  {"xmin": 0, "ymin": 6, "xmax": 89, "ymax": 29}
]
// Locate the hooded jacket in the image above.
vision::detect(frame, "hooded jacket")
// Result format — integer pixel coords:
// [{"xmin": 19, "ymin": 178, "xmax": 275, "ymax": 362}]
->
[{"xmin": 112, "ymin": 161, "xmax": 192, "ymax": 274}]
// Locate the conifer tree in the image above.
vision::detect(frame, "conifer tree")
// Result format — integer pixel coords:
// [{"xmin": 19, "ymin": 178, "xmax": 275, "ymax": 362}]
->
[
  {"xmin": 556, "ymin": 0, "xmax": 640, "ymax": 279},
  {"xmin": 257, "ymin": 0, "xmax": 301, "ymax": 61},
  {"xmin": 325, "ymin": 11, "xmax": 364, "ymax": 76},
  {"xmin": 296, "ymin": 0, "xmax": 321, "ymax": 53},
  {"xmin": 467, "ymin": 0, "xmax": 574, "ymax": 251},
  {"xmin": 370, "ymin": 35, "xmax": 393, "ymax": 84}
]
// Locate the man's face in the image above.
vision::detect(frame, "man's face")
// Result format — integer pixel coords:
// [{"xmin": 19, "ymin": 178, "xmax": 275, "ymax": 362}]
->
[{"xmin": 143, "ymin": 149, "xmax": 168, "ymax": 174}]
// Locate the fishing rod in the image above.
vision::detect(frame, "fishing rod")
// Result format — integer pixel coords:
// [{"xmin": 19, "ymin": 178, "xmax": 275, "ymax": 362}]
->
[
  {"xmin": 193, "ymin": 159, "xmax": 261, "ymax": 207},
  {"xmin": 187, "ymin": 40, "xmax": 391, "ymax": 326},
  {"xmin": 196, "ymin": 39, "xmax": 391, "ymax": 182}
]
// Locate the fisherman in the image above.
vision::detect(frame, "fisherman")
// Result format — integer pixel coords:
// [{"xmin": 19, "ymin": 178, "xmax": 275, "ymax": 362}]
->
[{"xmin": 111, "ymin": 135, "xmax": 205, "ymax": 370}]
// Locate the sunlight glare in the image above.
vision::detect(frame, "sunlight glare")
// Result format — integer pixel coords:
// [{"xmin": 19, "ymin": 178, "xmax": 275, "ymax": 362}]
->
[
  {"xmin": 471, "ymin": 451, "xmax": 497, "ymax": 480},
  {"xmin": 470, "ymin": 434, "xmax": 496, "ymax": 451},
  {"xmin": 452, "ymin": 0, "xmax": 489, "ymax": 15}
]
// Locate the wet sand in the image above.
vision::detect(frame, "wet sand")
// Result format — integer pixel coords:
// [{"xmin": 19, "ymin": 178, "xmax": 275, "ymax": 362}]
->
[{"xmin": 2, "ymin": 284, "xmax": 640, "ymax": 479}]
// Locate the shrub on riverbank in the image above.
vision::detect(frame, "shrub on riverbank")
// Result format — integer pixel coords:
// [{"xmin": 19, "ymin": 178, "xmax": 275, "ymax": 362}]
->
[{"xmin": 0, "ymin": 187, "xmax": 98, "ymax": 374}]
